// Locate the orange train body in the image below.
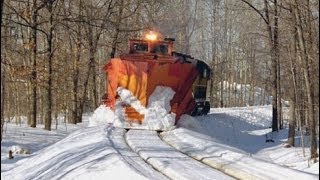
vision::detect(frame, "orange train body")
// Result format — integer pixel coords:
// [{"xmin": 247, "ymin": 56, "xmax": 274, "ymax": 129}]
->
[
  {"xmin": 104, "ymin": 54, "xmax": 198, "ymax": 124},
  {"xmin": 103, "ymin": 35, "xmax": 211, "ymax": 125}
]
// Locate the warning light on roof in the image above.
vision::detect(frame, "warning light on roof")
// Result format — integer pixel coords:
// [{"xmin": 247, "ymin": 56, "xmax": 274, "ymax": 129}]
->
[{"xmin": 145, "ymin": 31, "xmax": 158, "ymax": 41}]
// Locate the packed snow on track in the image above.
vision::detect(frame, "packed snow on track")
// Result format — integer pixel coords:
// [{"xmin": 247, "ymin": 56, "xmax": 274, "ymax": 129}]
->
[{"xmin": 89, "ymin": 86, "xmax": 176, "ymax": 131}]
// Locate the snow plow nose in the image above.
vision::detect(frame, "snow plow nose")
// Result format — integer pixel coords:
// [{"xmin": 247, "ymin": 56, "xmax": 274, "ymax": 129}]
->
[{"xmin": 104, "ymin": 57, "xmax": 198, "ymax": 124}]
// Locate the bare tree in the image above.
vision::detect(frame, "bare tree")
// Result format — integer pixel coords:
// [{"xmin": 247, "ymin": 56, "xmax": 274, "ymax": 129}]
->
[
  {"xmin": 43, "ymin": 0, "xmax": 58, "ymax": 131},
  {"xmin": 241, "ymin": 0, "xmax": 280, "ymax": 132},
  {"xmin": 290, "ymin": 0, "xmax": 318, "ymax": 160},
  {"xmin": 1, "ymin": 0, "xmax": 4, "ymax": 141},
  {"xmin": 1, "ymin": 0, "xmax": 3, "ymax": 25}
]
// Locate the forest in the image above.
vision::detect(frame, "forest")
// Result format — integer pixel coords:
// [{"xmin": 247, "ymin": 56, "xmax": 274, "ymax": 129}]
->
[{"xmin": 1, "ymin": 0, "xmax": 319, "ymax": 161}]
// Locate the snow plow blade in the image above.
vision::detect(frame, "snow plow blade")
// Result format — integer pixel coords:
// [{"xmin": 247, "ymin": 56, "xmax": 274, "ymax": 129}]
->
[{"xmin": 104, "ymin": 56, "xmax": 198, "ymax": 124}]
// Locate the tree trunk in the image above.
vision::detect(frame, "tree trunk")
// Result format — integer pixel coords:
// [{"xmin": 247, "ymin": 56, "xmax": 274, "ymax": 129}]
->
[
  {"xmin": 1, "ymin": 0, "xmax": 4, "ymax": 25},
  {"xmin": 1, "ymin": 67, "xmax": 5, "ymax": 141},
  {"xmin": 87, "ymin": 26, "xmax": 99, "ymax": 109},
  {"xmin": 263, "ymin": 0, "xmax": 279, "ymax": 132},
  {"xmin": 45, "ymin": 1, "xmax": 54, "ymax": 131},
  {"xmin": 293, "ymin": 0, "xmax": 318, "ymax": 159},
  {"xmin": 71, "ymin": 38, "xmax": 81, "ymax": 124},
  {"xmin": 287, "ymin": 45, "xmax": 298, "ymax": 146},
  {"xmin": 277, "ymin": 60, "xmax": 283, "ymax": 129},
  {"xmin": 220, "ymin": 80, "xmax": 224, "ymax": 107},
  {"xmin": 79, "ymin": 26, "xmax": 97, "ymax": 123},
  {"xmin": 287, "ymin": 99, "xmax": 296, "ymax": 146},
  {"xmin": 209, "ymin": 1, "xmax": 217, "ymax": 107},
  {"xmin": 71, "ymin": 0, "xmax": 83, "ymax": 124},
  {"xmin": 30, "ymin": 0, "xmax": 38, "ymax": 128}
]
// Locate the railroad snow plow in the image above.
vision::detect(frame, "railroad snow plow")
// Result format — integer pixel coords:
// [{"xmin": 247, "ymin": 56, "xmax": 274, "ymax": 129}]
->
[{"xmin": 104, "ymin": 31, "xmax": 211, "ymax": 128}]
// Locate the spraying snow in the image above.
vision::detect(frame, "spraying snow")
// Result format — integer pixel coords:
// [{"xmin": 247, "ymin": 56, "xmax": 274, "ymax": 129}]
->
[
  {"xmin": 89, "ymin": 86, "xmax": 176, "ymax": 131},
  {"xmin": 116, "ymin": 87, "xmax": 147, "ymax": 115},
  {"xmin": 143, "ymin": 86, "xmax": 176, "ymax": 130},
  {"xmin": 177, "ymin": 114, "xmax": 202, "ymax": 131},
  {"xmin": 88, "ymin": 106, "xmax": 115, "ymax": 127}
]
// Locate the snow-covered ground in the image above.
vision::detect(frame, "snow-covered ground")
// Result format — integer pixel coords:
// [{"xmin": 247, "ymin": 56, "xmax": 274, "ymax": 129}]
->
[
  {"xmin": 203, "ymin": 106, "xmax": 319, "ymax": 174},
  {"xmin": 1, "ymin": 104, "xmax": 318, "ymax": 179}
]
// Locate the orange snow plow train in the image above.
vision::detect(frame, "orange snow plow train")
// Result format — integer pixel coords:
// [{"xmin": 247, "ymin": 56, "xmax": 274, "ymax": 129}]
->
[{"xmin": 104, "ymin": 32, "xmax": 211, "ymax": 124}]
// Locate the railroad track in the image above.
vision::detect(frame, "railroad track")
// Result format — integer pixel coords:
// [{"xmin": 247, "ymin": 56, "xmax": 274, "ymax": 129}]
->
[
  {"xmin": 121, "ymin": 128, "xmax": 235, "ymax": 180},
  {"xmin": 109, "ymin": 126, "xmax": 317, "ymax": 180},
  {"xmin": 159, "ymin": 128, "xmax": 318, "ymax": 180},
  {"xmin": 3, "ymin": 124, "xmax": 316, "ymax": 180},
  {"xmin": 104, "ymin": 126, "xmax": 168, "ymax": 180}
]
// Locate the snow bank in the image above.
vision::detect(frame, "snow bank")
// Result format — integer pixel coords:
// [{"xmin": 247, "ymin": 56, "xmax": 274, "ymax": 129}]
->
[
  {"xmin": 88, "ymin": 86, "xmax": 176, "ymax": 131},
  {"xmin": 2, "ymin": 126, "xmax": 155, "ymax": 180},
  {"xmin": 162, "ymin": 128, "xmax": 319, "ymax": 180}
]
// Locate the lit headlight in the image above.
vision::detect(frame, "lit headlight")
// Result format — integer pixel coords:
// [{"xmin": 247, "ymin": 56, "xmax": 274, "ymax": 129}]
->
[{"xmin": 145, "ymin": 31, "xmax": 158, "ymax": 41}]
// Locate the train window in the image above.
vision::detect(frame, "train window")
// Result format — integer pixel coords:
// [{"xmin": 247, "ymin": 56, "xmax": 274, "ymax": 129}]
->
[
  {"xmin": 152, "ymin": 44, "xmax": 168, "ymax": 54},
  {"xmin": 133, "ymin": 43, "xmax": 148, "ymax": 52},
  {"xmin": 203, "ymin": 69, "xmax": 207, "ymax": 78}
]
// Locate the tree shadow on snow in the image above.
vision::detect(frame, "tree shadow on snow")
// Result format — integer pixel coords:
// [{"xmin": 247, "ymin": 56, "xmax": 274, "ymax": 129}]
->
[{"xmin": 190, "ymin": 112, "xmax": 304, "ymax": 154}]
